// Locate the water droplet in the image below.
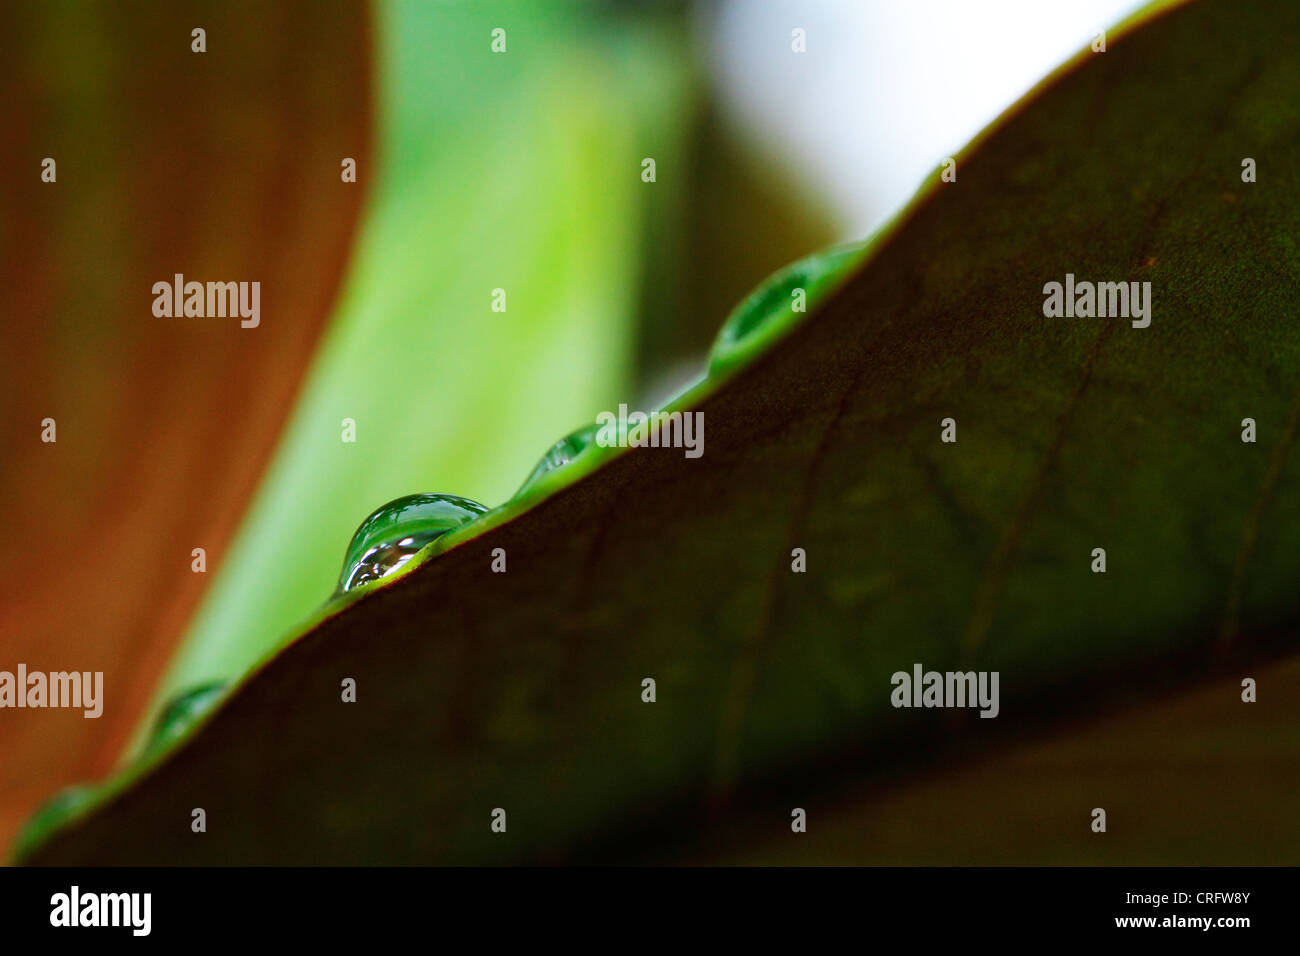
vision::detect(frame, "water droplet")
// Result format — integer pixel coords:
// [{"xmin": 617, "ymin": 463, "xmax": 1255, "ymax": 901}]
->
[
  {"xmin": 11, "ymin": 785, "xmax": 95, "ymax": 859},
  {"xmin": 514, "ymin": 423, "xmax": 598, "ymax": 498},
  {"xmin": 709, "ymin": 241, "xmax": 866, "ymax": 373},
  {"xmin": 337, "ymin": 493, "xmax": 488, "ymax": 592},
  {"xmin": 148, "ymin": 680, "xmax": 228, "ymax": 752}
]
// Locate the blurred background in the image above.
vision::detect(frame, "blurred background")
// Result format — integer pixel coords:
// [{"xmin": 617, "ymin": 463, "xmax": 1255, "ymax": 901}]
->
[{"xmin": 0, "ymin": 0, "xmax": 1144, "ymax": 855}]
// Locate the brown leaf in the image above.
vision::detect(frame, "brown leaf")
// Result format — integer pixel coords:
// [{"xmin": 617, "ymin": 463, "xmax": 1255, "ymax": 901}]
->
[{"xmin": 0, "ymin": 0, "xmax": 371, "ymax": 849}]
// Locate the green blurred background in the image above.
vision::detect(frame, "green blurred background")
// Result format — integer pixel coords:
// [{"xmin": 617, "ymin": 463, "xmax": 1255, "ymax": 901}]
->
[{"xmin": 144, "ymin": 0, "xmax": 837, "ymax": 729}]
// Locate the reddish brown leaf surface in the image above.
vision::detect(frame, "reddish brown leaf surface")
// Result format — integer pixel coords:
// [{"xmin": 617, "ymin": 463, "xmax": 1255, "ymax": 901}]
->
[
  {"xmin": 690, "ymin": 653, "xmax": 1300, "ymax": 864},
  {"xmin": 0, "ymin": 0, "xmax": 371, "ymax": 851}
]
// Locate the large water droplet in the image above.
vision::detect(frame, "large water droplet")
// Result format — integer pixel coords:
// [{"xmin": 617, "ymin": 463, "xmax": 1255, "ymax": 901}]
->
[
  {"xmin": 514, "ymin": 423, "xmax": 598, "ymax": 498},
  {"xmin": 709, "ymin": 241, "xmax": 866, "ymax": 373},
  {"xmin": 11, "ymin": 785, "xmax": 96, "ymax": 859},
  {"xmin": 148, "ymin": 680, "xmax": 228, "ymax": 753},
  {"xmin": 337, "ymin": 493, "xmax": 488, "ymax": 592}
]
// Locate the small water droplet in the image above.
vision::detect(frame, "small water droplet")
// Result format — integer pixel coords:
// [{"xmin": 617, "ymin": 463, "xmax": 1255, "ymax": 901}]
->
[
  {"xmin": 337, "ymin": 493, "xmax": 489, "ymax": 592},
  {"xmin": 709, "ymin": 241, "xmax": 866, "ymax": 373},
  {"xmin": 12, "ymin": 785, "xmax": 96, "ymax": 859},
  {"xmin": 148, "ymin": 680, "xmax": 228, "ymax": 752},
  {"xmin": 514, "ymin": 423, "xmax": 598, "ymax": 498}
]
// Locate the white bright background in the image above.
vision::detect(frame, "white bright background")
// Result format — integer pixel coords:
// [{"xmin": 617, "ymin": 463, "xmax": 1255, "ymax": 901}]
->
[{"xmin": 704, "ymin": 0, "xmax": 1147, "ymax": 239}]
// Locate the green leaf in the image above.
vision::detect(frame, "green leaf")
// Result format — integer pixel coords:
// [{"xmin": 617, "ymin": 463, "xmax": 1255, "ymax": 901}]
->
[{"xmin": 19, "ymin": 0, "xmax": 1300, "ymax": 864}]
